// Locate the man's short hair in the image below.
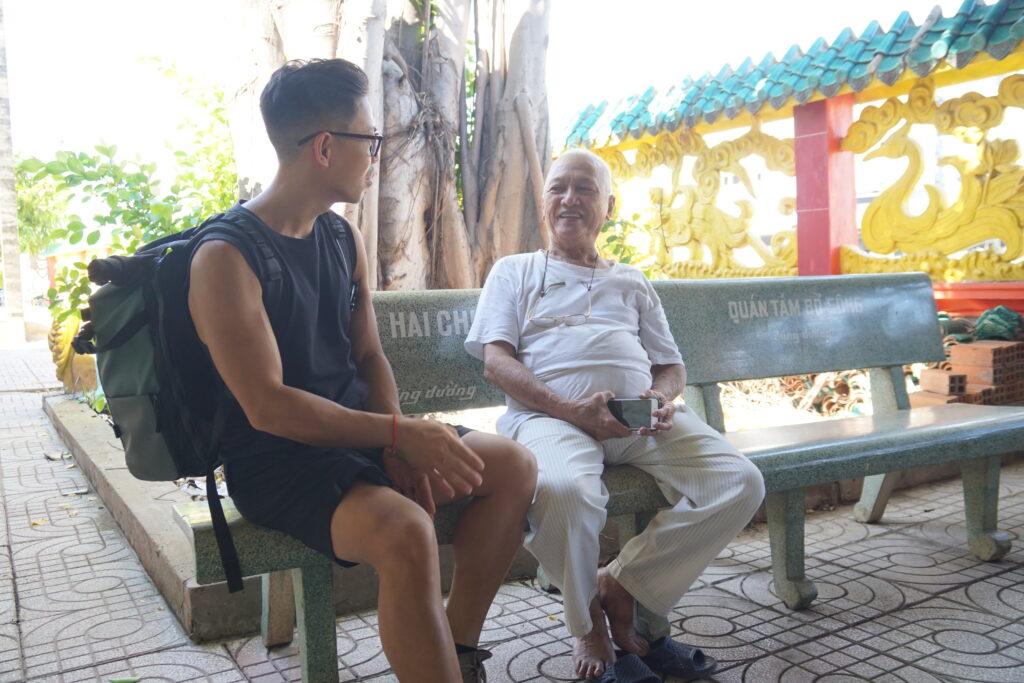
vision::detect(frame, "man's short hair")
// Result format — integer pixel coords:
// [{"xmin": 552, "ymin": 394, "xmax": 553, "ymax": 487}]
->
[
  {"xmin": 548, "ymin": 148, "xmax": 613, "ymax": 198},
  {"xmin": 260, "ymin": 58, "xmax": 370, "ymax": 159}
]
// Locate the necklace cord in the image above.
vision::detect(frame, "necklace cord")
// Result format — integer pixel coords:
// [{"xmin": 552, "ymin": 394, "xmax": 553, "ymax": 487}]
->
[{"xmin": 540, "ymin": 249, "xmax": 598, "ymax": 297}]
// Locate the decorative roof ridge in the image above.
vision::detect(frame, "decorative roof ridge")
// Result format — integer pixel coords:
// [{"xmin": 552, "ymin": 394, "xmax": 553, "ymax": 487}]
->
[{"xmin": 565, "ymin": 0, "xmax": 1024, "ymax": 149}]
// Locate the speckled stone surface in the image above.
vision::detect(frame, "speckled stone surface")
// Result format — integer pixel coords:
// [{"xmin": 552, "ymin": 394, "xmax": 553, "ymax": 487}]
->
[
  {"xmin": 5, "ymin": 345, "xmax": 1024, "ymax": 680},
  {"xmin": 728, "ymin": 403, "xmax": 1024, "ymax": 491},
  {"xmin": 187, "ymin": 273, "xmax": 1023, "ymax": 654},
  {"xmin": 655, "ymin": 273, "xmax": 945, "ymax": 385},
  {"xmin": 374, "ymin": 289, "xmax": 504, "ymax": 415}
]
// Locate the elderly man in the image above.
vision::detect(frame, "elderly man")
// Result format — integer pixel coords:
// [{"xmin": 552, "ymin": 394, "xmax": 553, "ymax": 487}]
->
[{"xmin": 465, "ymin": 149, "xmax": 765, "ymax": 680}]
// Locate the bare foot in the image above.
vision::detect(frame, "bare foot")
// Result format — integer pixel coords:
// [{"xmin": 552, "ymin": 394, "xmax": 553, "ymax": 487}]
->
[
  {"xmin": 598, "ymin": 568, "xmax": 650, "ymax": 657},
  {"xmin": 572, "ymin": 597, "xmax": 615, "ymax": 679}
]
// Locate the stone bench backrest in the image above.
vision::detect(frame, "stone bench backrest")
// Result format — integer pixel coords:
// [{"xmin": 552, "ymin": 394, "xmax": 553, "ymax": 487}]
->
[{"xmin": 375, "ymin": 272, "xmax": 945, "ymax": 427}]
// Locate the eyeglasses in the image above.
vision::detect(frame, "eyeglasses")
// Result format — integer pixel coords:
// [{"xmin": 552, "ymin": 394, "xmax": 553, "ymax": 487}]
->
[
  {"xmin": 525, "ymin": 250, "xmax": 597, "ymax": 328},
  {"xmin": 526, "ymin": 283, "xmax": 593, "ymax": 327},
  {"xmin": 296, "ymin": 130, "xmax": 384, "ymax": 158}
]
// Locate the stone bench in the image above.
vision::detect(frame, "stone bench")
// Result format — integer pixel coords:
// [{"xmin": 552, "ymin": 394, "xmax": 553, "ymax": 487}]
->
[{"xmin": 175, "ymin": 272, "xmax": 1024, "ymax": 682}]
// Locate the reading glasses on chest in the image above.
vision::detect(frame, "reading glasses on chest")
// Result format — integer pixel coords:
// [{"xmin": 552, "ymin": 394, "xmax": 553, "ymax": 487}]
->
[{"xmin": 526, "ymin": 250, "xmax": 598, "ymax": 327}]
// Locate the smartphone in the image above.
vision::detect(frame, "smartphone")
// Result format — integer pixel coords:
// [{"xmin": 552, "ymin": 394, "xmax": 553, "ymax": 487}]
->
[{"xmin": 606, "ymin": 398, "xmax": 658, "ymax": 431}]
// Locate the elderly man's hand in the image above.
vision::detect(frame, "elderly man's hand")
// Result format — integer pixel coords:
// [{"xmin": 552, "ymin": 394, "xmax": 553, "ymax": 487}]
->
[
  {"xmin": 568, "ymin": 391, "xmax": 633, "ymax": 441},
  {"xmin": 637, "ymin": 388, "xmax": 676, "ymax": 435}
]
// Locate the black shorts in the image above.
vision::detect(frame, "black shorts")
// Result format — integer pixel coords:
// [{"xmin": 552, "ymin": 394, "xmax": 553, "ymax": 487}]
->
[{"xmin": 224, "ymin": 424, "xmax": 472, "ymax": 566}]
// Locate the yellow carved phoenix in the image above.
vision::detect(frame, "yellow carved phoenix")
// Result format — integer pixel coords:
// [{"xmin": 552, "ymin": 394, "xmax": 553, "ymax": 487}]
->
[{"xmin": 841, "ymin": 75, "xmax": 1024, "ymax": 281}]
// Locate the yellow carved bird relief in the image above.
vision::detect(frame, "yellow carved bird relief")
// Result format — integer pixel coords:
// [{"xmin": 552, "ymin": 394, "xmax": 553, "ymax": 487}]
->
[{"xmin": 861, "ymin": 123, "xmax": 1024, "ymax": 260}]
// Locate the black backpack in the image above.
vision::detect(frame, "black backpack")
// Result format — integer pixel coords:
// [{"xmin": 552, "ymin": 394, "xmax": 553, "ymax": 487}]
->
[{"xmin": 73, "ymin": 207, "xmax": 355, "ymax": 592}]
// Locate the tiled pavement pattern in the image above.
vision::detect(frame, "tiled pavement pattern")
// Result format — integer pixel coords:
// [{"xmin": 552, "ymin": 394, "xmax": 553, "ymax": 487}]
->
[{"xmin": 1, "ymin": 344, "xmax": 1023, "ymax": 681}]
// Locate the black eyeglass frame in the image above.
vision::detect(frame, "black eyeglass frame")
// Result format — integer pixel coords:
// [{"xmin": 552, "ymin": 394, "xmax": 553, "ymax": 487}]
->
[{"xmin": 296, "ymin": 130, "xmax": 384, "ymax": 158}]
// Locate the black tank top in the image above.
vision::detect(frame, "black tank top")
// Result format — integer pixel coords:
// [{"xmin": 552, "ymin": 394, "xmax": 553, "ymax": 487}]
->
[{"xmin": 213, "ymin": 205, "xmax": 366, "ymax": 460}]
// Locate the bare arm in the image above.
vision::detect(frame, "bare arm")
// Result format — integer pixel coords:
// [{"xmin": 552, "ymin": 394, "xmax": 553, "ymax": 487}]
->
[
  {"xmin": 346, "ymin": 224, "xmax": 401, "ymax": 417},
  {"xmin": 482, "ymin": 340, "xmax": 631, "ymax": 440},
  {"xmin": 343, "ymin": 224, "xmax": 451, "ymax": 510},
  {"xmin": 188, "ymin": 237, "xmax": 482, "ymax": 494}
]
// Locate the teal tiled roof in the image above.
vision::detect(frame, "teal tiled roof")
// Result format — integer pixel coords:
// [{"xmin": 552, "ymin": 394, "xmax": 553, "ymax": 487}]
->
[{"xmin": 566, "ymin": 0, "xmax": 1024, "ymax": 149}]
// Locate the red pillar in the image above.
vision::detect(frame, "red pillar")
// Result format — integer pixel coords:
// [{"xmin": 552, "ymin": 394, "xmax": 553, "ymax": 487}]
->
[{"xmin": 794, "ymin": 94, "xmax": 857, "ymax": 275}]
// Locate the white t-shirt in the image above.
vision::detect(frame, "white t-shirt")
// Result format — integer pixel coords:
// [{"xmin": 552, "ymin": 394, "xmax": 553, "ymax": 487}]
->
[{"xmin": 465, "ymin": 251, "xmax": 684, "ymax": 437}]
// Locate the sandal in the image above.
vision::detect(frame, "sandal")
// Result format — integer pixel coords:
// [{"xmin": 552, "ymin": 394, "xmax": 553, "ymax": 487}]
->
[
  {"xmin": 597, "ymin": 652, "xmax": 661, "ymax": 682},
  {"xmin": 641, "ymin": 637, "xmax": 717, "ymax": 681}
]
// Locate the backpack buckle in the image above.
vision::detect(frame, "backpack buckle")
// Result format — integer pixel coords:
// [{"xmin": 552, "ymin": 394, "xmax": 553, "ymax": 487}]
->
[{"xmin": 72, "ymin": 322, "xmax": 97, "ymax": 355}]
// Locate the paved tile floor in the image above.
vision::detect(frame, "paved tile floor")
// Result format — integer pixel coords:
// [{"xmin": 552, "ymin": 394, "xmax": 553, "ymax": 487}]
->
[{"xmin": 2, "ymin": 344, "xmax": 1023, "ymax": 681}]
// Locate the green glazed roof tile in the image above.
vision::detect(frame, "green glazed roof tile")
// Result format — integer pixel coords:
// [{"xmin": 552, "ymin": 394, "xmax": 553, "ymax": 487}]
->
[
  {"xmin": 987, "ymin": 17, "xmax": 1024, "ymax": 58},
  {"xmin": 932, "ymin": 0, "xmax": 977, "ymax": 59},
  {"xmin": 567, "ymin": 0, "xmax": 1024, "ymax": 149},
  {"xmin": 805, "ymin": 28, "xmax": 855, "ymax": 89}
]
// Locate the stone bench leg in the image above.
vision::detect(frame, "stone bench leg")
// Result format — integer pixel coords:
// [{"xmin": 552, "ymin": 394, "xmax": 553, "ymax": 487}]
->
[
  {"xmin": 766, "ymin": 489, "xmax": 817, "ymax": 610},
  {"xmin": 293, "ymin": 561, "xmax": 339, "ymax": 683},
  {"xmin": 262, "ymin": 570, "xmax": 296, "ymax": 647},
  {"xmin": 853, "ymin": 472, "xmax": 899, "ymax": 523},
  {"xmin": 961, "ymin": 455, "xmax": 1012, "ymax": 562}
]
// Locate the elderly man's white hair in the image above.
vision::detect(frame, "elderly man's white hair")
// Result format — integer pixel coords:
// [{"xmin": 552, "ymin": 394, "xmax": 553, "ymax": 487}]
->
[{"xmin": 547, "ymin": 148, "xmax": 613, "ymax": 198}]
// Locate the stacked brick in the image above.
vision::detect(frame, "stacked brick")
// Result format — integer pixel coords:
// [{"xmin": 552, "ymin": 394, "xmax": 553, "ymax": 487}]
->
[
  {"xmin": 911, "ymin": 369, "xmax": 968, "ymax": 406},
  {"xmin": 950, "ymin": 341, "xmax": 1024, "ymax": 406},
  {"xmin": 911, "ymin": 341, "xmax": 1024, "ymax": 407},
  {"xmin": 913, "ymin": 341, "xmax": 1024, "ymax": 407}
]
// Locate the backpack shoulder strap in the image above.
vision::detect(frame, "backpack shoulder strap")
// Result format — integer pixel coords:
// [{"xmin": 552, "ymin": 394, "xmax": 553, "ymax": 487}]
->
[
  {"xmin": 322, "ymin": 212, "xmax": 358, "ymax": 281},
  {"xmin": 322, "ymin": 212, "xmax": 360, "ymax": 312},
  {"xmin": 192, "ymin": 209, "xmax": 284, "ymax": 304}
]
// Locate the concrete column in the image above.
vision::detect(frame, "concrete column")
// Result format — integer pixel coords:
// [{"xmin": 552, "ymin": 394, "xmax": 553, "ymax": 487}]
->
[{"xmin": 794, "ymin": 95, "xmax": 857, "ymax": 275}]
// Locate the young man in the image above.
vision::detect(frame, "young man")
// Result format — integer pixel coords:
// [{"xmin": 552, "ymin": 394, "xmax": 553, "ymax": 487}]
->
[{"xmin": 188, "ymin": 58, "xmax": 536, "ymax": 682}]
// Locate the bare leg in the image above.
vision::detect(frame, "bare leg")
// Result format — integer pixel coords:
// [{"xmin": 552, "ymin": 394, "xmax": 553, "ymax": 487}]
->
[
  {"xmin": 599, "ymin": 568, "xmax": 650, "ymax": 657},
  {"xmin": 572, "ymin": 596, "xmax": 615, "ymax": 679},
  {"xmin": 330, "ymin": 482, "xmax": 460, "ymax": 682},
  {"xmin": 437, "ymin": 432, "xmax": 537, "ymax": 647}
]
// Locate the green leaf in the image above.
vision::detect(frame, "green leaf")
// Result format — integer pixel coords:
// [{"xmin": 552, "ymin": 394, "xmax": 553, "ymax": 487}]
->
[
  {"xmin": 86, "ymin": 230, "xmax": 101, "ymax": 245},
  {"xmin": 66, "ymin": 157, "xmax": 84, "ymax": 174},
  {"xmin": 68, "ymin": 218, "xmax": 87, "ymax": 233},
  {"xmin": 73, "ymin": 262, "xmax": 88, "ymax": 269},
  {"xmin": 18, "ymin": 158, "xmax": 45, "ymax": 173},
  {"xmin": 151, "ymin": 203, "xmax": 173, "ymax": 220},
  {"xmin": 47, "ymin": 288, "xmax": 58, "ymax": 300},
  {"xmin": 45, "ymin": 161, "xmax": 68, "ymax": 174},
  {"xmin": 68, "ymin": 231, "xmax": 83, "ymax": 245}
]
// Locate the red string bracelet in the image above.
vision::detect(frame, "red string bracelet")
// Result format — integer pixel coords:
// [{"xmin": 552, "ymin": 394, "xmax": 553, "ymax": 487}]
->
[{"xmin": 391, "ymin": 413, "xmax": 398, "ymax": 451}]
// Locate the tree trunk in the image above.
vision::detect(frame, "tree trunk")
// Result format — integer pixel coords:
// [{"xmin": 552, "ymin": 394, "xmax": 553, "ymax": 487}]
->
[
  {"xmin": 0, "ymin": 0, "xmax": 23, "ymax": 334},
  {"xmin": 424, "ymin": 0, "xmax": 474, "ymax": 288},
  {"xmin": 470, "ymin": 0, "xmax": 551, "ymax": 281},
  {"xmin": 337, "ymin": 0, "xmax": 386, "ymax": 288},
  {"xmin": 223, "ymin": 0, "xmax": 551, "ymax": 291},
  {"xmin": 377, "ymin": 34, "xmax": 431, "ymax": 290},
  {"xmin": 224, "ymin": 0, "xmax": 287, "ymax": 199}
]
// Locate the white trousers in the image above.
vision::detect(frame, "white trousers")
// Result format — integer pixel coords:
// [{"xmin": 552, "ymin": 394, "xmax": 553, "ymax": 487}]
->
[{"xmin": 515, "ymin": 406, "xmax": 765, "ymax": 636}]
